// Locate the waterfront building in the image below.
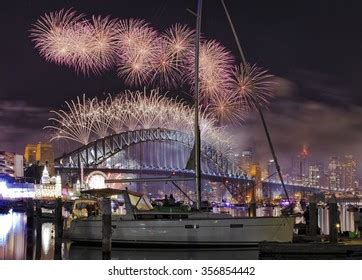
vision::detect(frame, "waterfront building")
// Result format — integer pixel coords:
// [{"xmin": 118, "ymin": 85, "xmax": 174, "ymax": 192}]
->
[
  {"xmin": 0, "ymin": 151, "xmax": 24, "ymax": 178},
  {"xmin": 41, "ymin": 165, "xmax": 50, "ymax": 185},
  {"xmin": 14, "ymin": 155, "xmax": 24, "ymax": 178},
  {"xmin": 34, "ymin": 166, "xmax": 62, "ymax": 199},
  {"xmin": 0, "ymin": 151, "xmax": 15, "ymax": 177}
]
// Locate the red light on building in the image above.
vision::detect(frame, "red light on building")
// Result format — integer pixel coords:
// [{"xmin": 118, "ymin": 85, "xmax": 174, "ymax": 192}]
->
[{"xmin": 300, "ymin": 145, "xmax": 309, "ymax": 158}]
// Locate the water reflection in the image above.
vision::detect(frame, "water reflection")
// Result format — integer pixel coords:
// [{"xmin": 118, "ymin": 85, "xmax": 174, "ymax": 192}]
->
[
  {"xmin": 41, "ymin": 223, "xmax": 54, "ymax": 259},
  {"xmin": 0, "ymin": 212, "xmax": 26, "ymax": 259},
  {"xmin": 0, "ymin": 212, "xmax": 56, "ymax": 260},
  {"xmin": 68, "ymin": 245, "xmax": 259, "ymax": 260},
  {"xmin": 0, "ymin": 205, "xmax": 358, "ymax": 260}
]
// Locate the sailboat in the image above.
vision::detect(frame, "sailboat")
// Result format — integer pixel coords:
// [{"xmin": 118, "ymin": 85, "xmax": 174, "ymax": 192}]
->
[
  {"xmin": 64, "ymin": 0, "xmax": 295, "ymax": 246},
  {"xmin": 64, "ymin": 188, "xmax": 294, "ymax": 245}
]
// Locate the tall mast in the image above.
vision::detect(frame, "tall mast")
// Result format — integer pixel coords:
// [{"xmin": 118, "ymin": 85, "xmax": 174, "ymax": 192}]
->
[
  {"xmin": 221, "ymin": 0, "xmax": 290, "ymax": 204},
  {"xmin": 194, "ymin": 0, "xmax": 203, "ymax": 210}
]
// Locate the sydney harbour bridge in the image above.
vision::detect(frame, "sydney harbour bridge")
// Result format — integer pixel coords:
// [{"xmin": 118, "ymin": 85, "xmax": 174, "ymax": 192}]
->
[{"xmin": 54, "ymin": 127, "xmax": 323, "ymax": 203}]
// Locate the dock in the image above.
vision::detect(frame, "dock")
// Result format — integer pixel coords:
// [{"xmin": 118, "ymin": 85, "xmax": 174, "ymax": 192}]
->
[{"xmin": 259, "ymin": 239, "xmax": 362, "ymax": 259}]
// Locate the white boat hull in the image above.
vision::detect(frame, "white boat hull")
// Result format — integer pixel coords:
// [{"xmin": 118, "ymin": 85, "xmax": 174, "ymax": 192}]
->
[{"xmin": 66, "ymin": 216, "xmax": 295, "ymax": 245}]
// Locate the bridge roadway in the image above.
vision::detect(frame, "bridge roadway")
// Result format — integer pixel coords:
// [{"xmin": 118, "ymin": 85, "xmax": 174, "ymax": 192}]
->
[
  {"xmin": 261, "ymin": 181, "xmax": 322, "ymax": 196},
  {"xmin": 56, "ymin": 166, "xmax": 328, "ymax": 197},
  {"xmin": 55, "ymin": 166, "xmax": 253, "ymax": 185}
]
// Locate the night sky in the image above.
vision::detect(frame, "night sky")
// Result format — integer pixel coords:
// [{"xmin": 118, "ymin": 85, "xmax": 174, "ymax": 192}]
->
[{"xmin": 1, "ymin": 0, "xmax": 362, "ymax": 174}]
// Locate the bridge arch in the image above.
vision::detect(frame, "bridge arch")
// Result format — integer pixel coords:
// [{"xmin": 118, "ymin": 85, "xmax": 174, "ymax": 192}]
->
[{"xmin": 55, "ymin": 128, "xmax": 243, "ymax": 177}]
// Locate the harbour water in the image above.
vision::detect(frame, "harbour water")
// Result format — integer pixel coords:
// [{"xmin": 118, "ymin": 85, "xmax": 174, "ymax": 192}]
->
[{"xmin": 0, "ymin": 206, "xmax": 357, "ymax": 260}]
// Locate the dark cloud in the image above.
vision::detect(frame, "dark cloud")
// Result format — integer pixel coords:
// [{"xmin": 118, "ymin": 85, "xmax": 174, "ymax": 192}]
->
[
  {"xmin": 0, "ymin": 101, "xmax": 50, "ymax": 153},
  {"xmin": 232, "ymin": 71, "xmax": 362, "ymax": 176}
]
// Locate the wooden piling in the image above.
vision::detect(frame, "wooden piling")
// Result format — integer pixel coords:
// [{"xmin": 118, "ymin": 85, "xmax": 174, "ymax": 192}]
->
[
  {"xmin": 102, "ymin": 197, "xmax": 112, "ymax": 260},
  {"xmin": 26, "ymin": 198, "xmax": 34, "ymax": 260},
  {"xmin": 308, "ymin": 195, "xmax": 318, "ymax": 237},
  {"xmin": 54, "ymin": 198, "xmax": 63, "ymax": 260},
  {"xmin": 248, "ymin": 188, "xmax": 257, "ymax": 217},
  {"xmin": 328, "ymin": 194, "xmax": 338, "ymax": 243},
  {"xmin": 249, "ymin": 202, "xmax": 257, "ymax": 217},
  {"xmin": 35, "ymin": 200, "xmax": 42, "ymax": 260}
]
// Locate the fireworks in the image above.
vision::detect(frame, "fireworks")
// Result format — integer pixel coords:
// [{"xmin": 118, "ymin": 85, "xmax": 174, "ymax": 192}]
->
[
  {"xmin": 30, "ymin": 9, "xmax": 119, "ymax": 75},
  {"xmin": 32, "ymin": 9, "xmax": 276, "ymax": 127},
  {"xmin": 207, "ymin": 93, "xmax": 245, "ymax": 124},
  {"xmin": 185, "ymin": 40, "xmax": 234, "ymax": 100},
  {"xmin": 162, "ymin": 24, "xmax": 195, "ymax": 60},
  {"xmin": 86, "ymin": 16, "xmax": 119, "ymax": 73},
  {"xmin": 230, "ymin": 63, "xmax": 275, "ymax": 110},
  {"xmin": 30, "ymin": 9, "xmax": 84, "ymax": 66},
  {"xmin": 46, "ymin": 95, "xmax": 94, "ymax": 145},
  {"xmin": 91, "ymin": 97, "xmax": 115, "ymax": 138},
  {"xmin": 115, "ymin": 18, "xmax": 159, "ymax": 86},
  {"xmin": 47, "ymin": 90, "xmax": 233, "ymax": 156}
]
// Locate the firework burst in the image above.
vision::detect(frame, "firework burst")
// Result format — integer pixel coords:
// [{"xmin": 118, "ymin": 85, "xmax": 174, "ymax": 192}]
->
[
  {"xmin": 162, "ymin": 24, "xmax": 195, "ymax": 58},
  {"xmin": 46, "ymin": 95, "xmax": 94, "ymax": 145},
  {"xmin": 150, "ymin": 39, "xmax": 182, "ymax": 89},
  {"xmin": 185, "ymin": 40, "xmax": 234, "ymax": 100},
  {"xmin": 91, "ymin": 97, "xmax": 115, "ymax": 138},
  {"xmin": 207, "ymin": 93, "xmax": 245, "ymax": 124},
  {"xmin": 230, "ymin": 63, "xmax": 275, "ymax": 110},
  {"xmin": 30, "ymin": 10, "xmax": 119, "ymax": 75},
  {"xmin": 46, "ymin": 90, "xmax": 233, "ymax": 156},
  {"xmin": 115, "ymin": 18, "xmax": 159, "ymax": 86},
  {"xmin": 30, "ymin": 9, "xmax": 85, "ymax": 67},
  {"xmin": 88, "ymin": 16, "xmax": 119, "ymax": 72}
]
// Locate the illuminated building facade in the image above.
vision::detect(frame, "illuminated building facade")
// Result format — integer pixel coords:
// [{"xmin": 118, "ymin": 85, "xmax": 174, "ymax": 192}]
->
[
  {"xmin": 341, "ymin": 155, "xmax": 357, "ymax": 191},
  {"xmin": 250, "ymin": 163, "xmax": 262, "ymax": 200},
  {"xmin": 267, "ymin": 159, "xmax": 277, "ymax": 182},
  {"xmin": 291, "ymin": 145, "xmax": 309, "ymax": 185},
  {"xmin": 34, "ymin": 166, "xmax": 62, "ymax": 199},
  {"xmin": 14, "ymin": 155, "xmax": 24, "ymax": 178},
  {"xmin": 308, "ymin": 165, "xmax": 321, "ymax": 187},
  {"xmin": 24, "ymin": 144, "xmax": 37, "ymax": 164},
  {"xmin": 328, "ymin": 157, "xmax": 342, "ymax": 191},
  {"xmin": 0, "ymin": 151, "xmax": 24, "ymax": 178},
  {"xmin": 0, "ymin": 152, "xmax": 14, "ymax": 177},
  {"xmin": 24, "ymin": 143, "xmax": 55, "ymax": 176},
  {"xmin": 240, "ymin": 150, "xmax": 252, "ymax": 176}
]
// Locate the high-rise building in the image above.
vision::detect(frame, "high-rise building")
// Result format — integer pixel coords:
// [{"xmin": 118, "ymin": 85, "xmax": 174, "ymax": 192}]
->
[
  {"xmin": 0, "ymin": 151, "xmax": 15, "ymax": 177},
  {"xmin": 308, "ymin": 165, "xmax": 321, "ymax": 187},
  {"xmin": 267, "ymin": 159, "xmax": 277, "ymax": 182},
  {"xmin": 240, "ymin": 150, "xmax": 252, "ymax": 176},
  {"xmin": 14, "ymin": 155, "xmax": 24, "ymax": 178},
  {"xmin": 36, "ymin": 143, "xmax": 54, "ymax": 166},
  {"xmin": 291, "ymin": 145, "xmax": 309, "ymax": 185},
  {"xmin": 24, "ymin": 144, "xmax": 37, "ymax": 164},
  {"xmin": 24, "ymin": 143, "xmax": 55, "ymax": 176},
  {"xmin": 341, "ymin": 155, "xmax": 357, "ymax": 191},
  {"xmin": 0, "ymin": 151, "xmax": 24, "ymax": 178},
  {"xmin": 328, "ymin": 157, "xmax": 342, "ymax": 191},
  {"xmin": 250, "ymin": 163, "xmax": 262, "ymax": 200}
]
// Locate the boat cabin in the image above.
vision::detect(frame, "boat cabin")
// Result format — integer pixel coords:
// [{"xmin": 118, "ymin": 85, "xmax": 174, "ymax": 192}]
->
[{"xmin": 69, "ymin": 188, "xmax": 193, "ymax": 221}]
